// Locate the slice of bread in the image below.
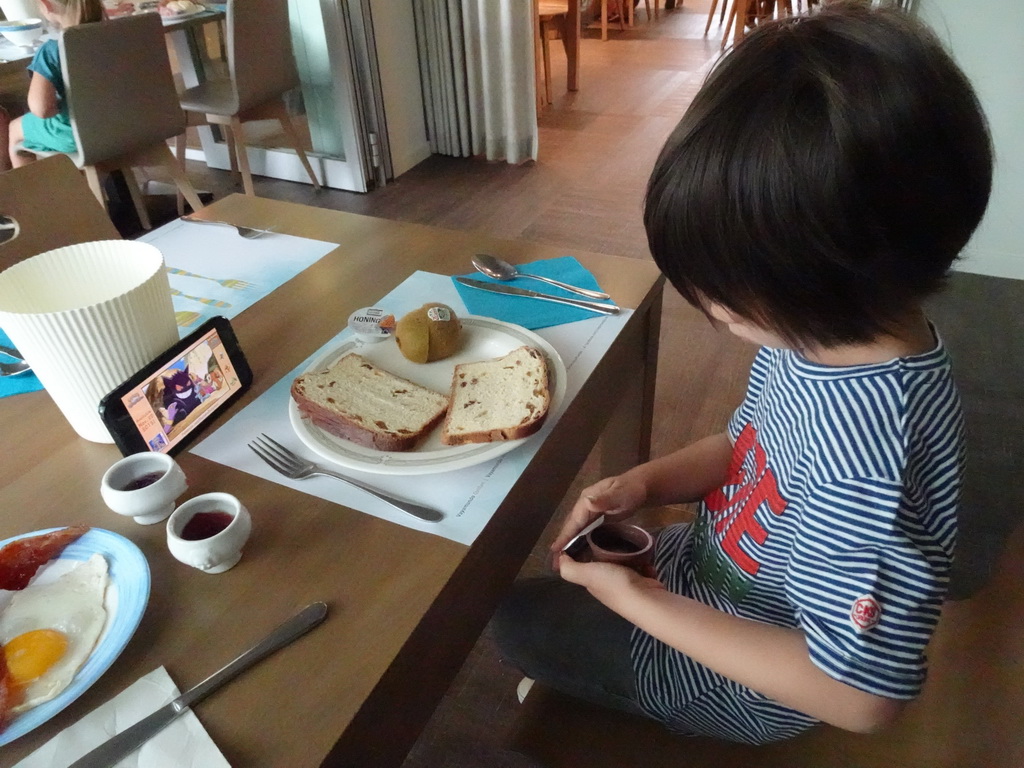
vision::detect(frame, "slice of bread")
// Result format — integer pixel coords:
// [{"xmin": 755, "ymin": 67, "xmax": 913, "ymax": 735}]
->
[
  {"xmin": 291, "ymin": 353, "xmax": 448, "ymax": 451},
  {"xmin": 442, "ymin": 346, "xmax": 550, "ymax": 445}
]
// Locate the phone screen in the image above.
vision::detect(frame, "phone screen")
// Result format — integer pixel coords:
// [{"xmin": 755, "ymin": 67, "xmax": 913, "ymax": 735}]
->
[{"xmin": 118, "ymin": 325, "xmax": 246, "ymax": 453}]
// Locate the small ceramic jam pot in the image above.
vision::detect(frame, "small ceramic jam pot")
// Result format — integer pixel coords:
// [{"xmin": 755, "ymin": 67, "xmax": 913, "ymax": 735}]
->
[
  {"xmin": 100, "ymin": 453, "xmax": 187, "ymax": 525},
  {"xmin": 166, "ymin": 492, "xmax": 251, "ymax": 574}
]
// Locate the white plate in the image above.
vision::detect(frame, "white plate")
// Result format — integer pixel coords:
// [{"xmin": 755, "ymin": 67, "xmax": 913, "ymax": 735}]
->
[
  {"xmin": 0, "ymin": 528, "xmax": 150, "ymax": 746},
  {"xmin": 159, "ymin": 5, "xmax": 208, "ymax": 23},
  {"xmin": 289, "ymin": 316, "xmax": 567, "ymax": 475}
]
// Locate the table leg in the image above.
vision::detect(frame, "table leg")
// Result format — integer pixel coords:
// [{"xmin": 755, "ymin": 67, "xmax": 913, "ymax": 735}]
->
[
  {"xmin": 599, "ymin": 289, "xmax": 663, "ymax": 477},
  {"xmin": 566, "ymin": 0, "xmax": 580, "ymax": 91}
]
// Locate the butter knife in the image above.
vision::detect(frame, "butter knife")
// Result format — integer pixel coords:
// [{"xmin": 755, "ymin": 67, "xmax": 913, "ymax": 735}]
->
[
  {"xmin": 455, "ymin": 277, "xmax": 620, "ymax": 315},
  {"xmin": 68, "ymin": 602, "xmax": 328, "ymax": 768}
]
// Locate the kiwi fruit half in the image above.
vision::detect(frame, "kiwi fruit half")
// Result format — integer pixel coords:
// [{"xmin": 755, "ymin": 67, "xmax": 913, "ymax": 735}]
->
[{"xmin": 395, "ymin": 303, "xmax": 462, "ymax": 363}]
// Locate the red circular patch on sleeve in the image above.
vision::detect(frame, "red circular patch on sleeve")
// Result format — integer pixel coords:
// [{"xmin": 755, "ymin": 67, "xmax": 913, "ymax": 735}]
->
[{"xmin": 850, "ymin": 595, "xmax": 882, "ymax": 633}]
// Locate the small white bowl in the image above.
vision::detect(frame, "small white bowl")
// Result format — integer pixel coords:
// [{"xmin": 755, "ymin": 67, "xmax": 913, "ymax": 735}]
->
[
  {"xmin": 0, "ymin": 18, "xmax": 43, "ymax": 48},
  {"xmin": 166, "ymin": 492, "xmax": 251, "ymax": 574},
  {"xmin": 100, "ymin": 453, "xmax": 188, "ymax": 525}
]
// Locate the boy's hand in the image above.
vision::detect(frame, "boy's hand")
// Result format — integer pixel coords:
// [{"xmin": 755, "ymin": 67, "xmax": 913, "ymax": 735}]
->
[
  {"xmin": 550, "ymin": 474, "xmax": 648, "ymax": 559},
  {"xmin": 557, "ymin": 554, "xmax": 665, "ymax": 611}
]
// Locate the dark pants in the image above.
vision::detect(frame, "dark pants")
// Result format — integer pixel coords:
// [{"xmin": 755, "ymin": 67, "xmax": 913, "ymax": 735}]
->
[{"xmin": 492, "ymin": 576, "xmax": 649, "ymax": 718}]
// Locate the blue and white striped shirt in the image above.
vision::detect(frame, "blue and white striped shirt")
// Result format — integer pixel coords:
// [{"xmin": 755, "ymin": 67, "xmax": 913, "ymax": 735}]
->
[{"xmin": 631, "ymin": 338, "xmax": 963, "ymax": 744}]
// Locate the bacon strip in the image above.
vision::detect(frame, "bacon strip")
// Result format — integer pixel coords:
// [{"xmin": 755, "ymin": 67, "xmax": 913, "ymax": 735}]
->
[{"xmin": 0, "ymin": 526, "xmax": 90, "ymax": 591}]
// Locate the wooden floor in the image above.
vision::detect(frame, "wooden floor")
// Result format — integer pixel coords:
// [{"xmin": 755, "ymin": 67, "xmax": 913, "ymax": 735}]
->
[{"xmin": 171, "ymin": 5, "xmax": 1024, "ymax": 767}]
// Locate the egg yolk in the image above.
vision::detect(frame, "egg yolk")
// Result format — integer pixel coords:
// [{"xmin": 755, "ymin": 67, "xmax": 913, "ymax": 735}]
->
[{"xmin": 3, "ymin": 629, "xmax": 68, "ymax": 686}]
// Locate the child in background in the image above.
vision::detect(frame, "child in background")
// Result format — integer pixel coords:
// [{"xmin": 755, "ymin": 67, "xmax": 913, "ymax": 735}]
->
[
  {"xmin": 494, "ymin": 2, "xmax": 992, "ymax": 745},
  {"xmin": 6, "ymin": 0, "xmax": 103, "ymax": 168}
]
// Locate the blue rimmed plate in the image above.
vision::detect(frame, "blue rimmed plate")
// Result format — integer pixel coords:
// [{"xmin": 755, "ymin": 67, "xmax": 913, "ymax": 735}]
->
[{"xmin": 0, "ymin": 527, "xmax": 150, "ymax": 746}]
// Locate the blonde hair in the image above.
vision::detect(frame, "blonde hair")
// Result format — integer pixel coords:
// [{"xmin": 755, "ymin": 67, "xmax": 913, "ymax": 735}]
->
[{"xmin": 46, "ymin": 0, "xmax": 104, "ymax": 26}]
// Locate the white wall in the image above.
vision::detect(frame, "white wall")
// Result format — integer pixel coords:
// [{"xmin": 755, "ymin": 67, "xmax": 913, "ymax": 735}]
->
[
  {"xmin": 368, "ymin": 0, "xmax": 431, "ymax": 177},
  {"xmin": 917, "ymin": 0, "xmax": 1024, "ymax": 280}
]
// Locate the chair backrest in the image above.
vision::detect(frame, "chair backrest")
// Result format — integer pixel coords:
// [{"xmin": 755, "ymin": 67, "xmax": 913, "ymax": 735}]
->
[
  {"xmin": 228, "ymin": 0, "xmax": 300, "ymax": 113},
  {"xmin": 0, "ymin": 155, "xmax": 119, "ymax": 271},
  {"xmin": 59, "ymin": 13, "xmax": 185, "ymax": 166}
]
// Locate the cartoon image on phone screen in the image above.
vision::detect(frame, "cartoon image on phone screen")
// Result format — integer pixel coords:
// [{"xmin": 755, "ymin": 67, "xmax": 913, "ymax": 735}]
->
[
  {"xmin": 113, "ymin": 323, "xmax": 247, "ymax": 454},
  {"xmin": 147, "ymin": 341, "xmax": 232, "ymax": 442}
]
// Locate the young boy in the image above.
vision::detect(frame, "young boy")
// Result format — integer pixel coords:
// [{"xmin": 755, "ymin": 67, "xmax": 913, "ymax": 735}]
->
[{"xmin": 493, "ymin": 2, "xmax": 993, "ymax": 745}]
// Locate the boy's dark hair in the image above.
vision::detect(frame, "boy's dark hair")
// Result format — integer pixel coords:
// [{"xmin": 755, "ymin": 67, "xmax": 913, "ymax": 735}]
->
[{"xmin": 644, "ymin": 2, "xmax": 993, "ymax": 347}]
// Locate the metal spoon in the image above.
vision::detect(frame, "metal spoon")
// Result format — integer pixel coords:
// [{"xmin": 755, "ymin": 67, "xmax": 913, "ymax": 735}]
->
[
  {"xmin": 472, "ymin": 254, "xmax": 611, "ymax": 300},
  {"xmin": 0, "ymin": 360, "xmax": 31, "ymax": 377}
]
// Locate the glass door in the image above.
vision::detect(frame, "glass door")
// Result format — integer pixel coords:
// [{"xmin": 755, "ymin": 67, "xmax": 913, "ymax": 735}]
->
[{"xmin": 171, "ymin": 0, "xmax": 381, "ymax": 192}]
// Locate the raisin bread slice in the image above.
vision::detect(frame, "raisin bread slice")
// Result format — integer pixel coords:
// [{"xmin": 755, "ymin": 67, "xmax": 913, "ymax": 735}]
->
[
  {"xmin": 291, "ymin": 353, "xmax": 448, "ymax": 451},
  {"xmin": 442, "ymin": 346, "xmax": 550, "ymax": 445}
]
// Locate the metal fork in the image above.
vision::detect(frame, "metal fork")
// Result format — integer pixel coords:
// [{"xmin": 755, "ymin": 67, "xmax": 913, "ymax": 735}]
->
[
  {"xmin": 169, "ymin": 288, "xmax": 232, "ymax": 308},
  {"xmin": 182, "ymin": 214, "xmax": 276, "ymax": 239},
  {"xmin": 248, "ymin": 434, "xmax": 444, "ymax": 523}
]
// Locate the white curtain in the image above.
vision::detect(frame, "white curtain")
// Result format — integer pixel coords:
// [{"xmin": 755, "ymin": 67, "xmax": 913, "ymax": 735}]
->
[{"xmin": 413, "ymin": 0, "xmax": 538, "ymax": 164}]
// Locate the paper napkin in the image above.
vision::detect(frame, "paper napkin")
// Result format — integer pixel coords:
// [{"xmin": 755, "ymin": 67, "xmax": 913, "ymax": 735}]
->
[
  {"xmin": 452, "ymin": 256, "xmax": 614, "ymax": 330},
  {"xmin": 14, "ymin": 667, "xmax": 230, "ymax": 768},
  {"xmin": 0, "ymin": 327, "xmax": 42, "ymax": 400}
]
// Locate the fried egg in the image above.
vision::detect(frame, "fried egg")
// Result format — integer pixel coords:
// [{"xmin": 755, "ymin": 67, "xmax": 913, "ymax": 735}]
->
[{"xmin": 0, "ymin": 554, "xmax": 108, "ymax": 713}]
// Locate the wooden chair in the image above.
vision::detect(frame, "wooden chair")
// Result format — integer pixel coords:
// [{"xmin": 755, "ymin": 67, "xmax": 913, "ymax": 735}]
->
[
  {"xmin": 0, "ymin": 155, "xmax": 119, "ymax": 271},
  {"xmin": 593, "ymin": 0, "xmax": 661, "ymax": 42},
  {"xmin": 638, "ymin": 0, "xmax": 661, "ymax": 25},
  {"xmin": 54, "ymin": 13, "xmax": 203, "ymax": 229},
  {"xmin": 705, "ymin": 0, "xmax": 731, "ymax": 37},
  {"xmin": 177, "ymin": 0, "xmax": 321, "ymax": 197},
  {"xmin": 598, "ymin": 0, "xmax": 627, "ymax": 41},
  {"xmin": 710, "ymin": 0, "xmax": 803, "ymax": 49}
]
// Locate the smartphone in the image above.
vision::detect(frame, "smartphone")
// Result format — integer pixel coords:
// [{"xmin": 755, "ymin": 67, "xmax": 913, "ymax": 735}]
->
[{"xmin": 99, "ymin": 316, "xmax": 253, "ymax": 456}]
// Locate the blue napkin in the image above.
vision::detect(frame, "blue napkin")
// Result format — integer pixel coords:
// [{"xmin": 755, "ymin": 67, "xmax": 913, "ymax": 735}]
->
[
  {"xmin": 452, "ymin": 256, "xmax": 613, "ymax": 330},
  {"xmin": 0, "ymin": 328, "xmax": 42, "ymax": 400}
]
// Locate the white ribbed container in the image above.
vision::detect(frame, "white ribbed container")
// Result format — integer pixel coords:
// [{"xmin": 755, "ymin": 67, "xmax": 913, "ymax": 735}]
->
[{"xmin": 0, "ymin": 241, "xmax": 177, "ymax": 442}]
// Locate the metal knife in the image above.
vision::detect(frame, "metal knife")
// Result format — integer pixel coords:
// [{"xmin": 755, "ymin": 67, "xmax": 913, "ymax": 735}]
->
[
  {"xmin": 68, "ymin": 602, "xmax": 328, "ymax": 768},
  {"xmin": 0, "ymin": 344, "xmax": 22, "ymax": 360},
  {"xmin": 455, "ymin": 277, "xmax": 620, "ymax": 315}
]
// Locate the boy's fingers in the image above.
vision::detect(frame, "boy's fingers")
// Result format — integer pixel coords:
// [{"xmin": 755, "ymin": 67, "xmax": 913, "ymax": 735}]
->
[
  {"xmin": 556, "ymin": 553, "xmax": 585, "ymax": 585},
  {"xmin": 550, "ymin": 499, "xmax": 602, "ymax": 552}
]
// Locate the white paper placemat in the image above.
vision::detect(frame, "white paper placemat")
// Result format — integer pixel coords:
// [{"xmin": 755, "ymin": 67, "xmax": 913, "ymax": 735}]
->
[
  {"xmin": 139, "ymin": 219, "xmax": 337, "ymax": 334},
  {"xmin": 191, "ymin": 271, "xmax": 631, "ymax": 545},
  {"xmin": 14, "ymin": 667, "xmax": 230, "ymax": 768}
]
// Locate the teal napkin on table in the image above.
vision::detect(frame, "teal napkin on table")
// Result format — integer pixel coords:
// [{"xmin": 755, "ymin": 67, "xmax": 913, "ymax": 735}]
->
[
  {"xmin": 452, "ymin": 256, "xmax": 613, "ymax": 330},
  {"xmin": 0, "ymin": 328, "xmax": 42, "ymax": 399}
]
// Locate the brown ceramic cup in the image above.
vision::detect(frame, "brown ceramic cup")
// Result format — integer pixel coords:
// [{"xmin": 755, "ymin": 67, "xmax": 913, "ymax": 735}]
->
[{"xmin": 585, "ymin": 522, "xmax": 654, "ymax": 573}]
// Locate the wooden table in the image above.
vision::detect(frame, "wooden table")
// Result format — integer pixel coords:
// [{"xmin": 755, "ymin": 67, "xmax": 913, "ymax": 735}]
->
[{"xmin": 0, "ymin": 195, "xmax": 664, "ymax": 767}]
